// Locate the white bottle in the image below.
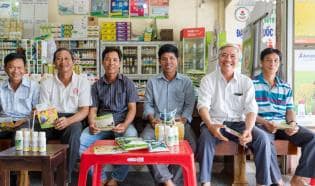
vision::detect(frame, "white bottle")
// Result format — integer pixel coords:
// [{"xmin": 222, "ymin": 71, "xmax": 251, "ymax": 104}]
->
[
  {"xmin": 23, "ymin": 130, "xmax": 30, "ymax": 152},
  {"xmin": 15, "ymin": 130, "xmax": 23, "ymax": 151},
  {"xmin": 166, "ymin": 126, "xmax": 176, "ymax": 147},
  {"xmin": 31, "ymin": 131, "xmax": 39, "ymax": 152},
  {"xmin": 39, "ymin": 132, "xmax": 46, "ymax": 152}
]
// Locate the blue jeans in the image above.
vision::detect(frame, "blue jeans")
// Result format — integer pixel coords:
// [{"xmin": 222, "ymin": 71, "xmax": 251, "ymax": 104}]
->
[{"xmin": 79, "ymin": 124, "xmax": 138, "ymax": 181}]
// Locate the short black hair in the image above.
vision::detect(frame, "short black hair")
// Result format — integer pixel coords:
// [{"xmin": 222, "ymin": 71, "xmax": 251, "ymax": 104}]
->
[
  {"xmin": 260, "ymin": 48, "xmax": 282, "ymax": 61},
  {"xmin": 158, "ymin": 44, "xmax": 178, "ymax": 59},
  {"xmin": 102, "ymin": 47, "xmax": 122, "ymax": 61},
  {"xmin": 4, "ymin": 53, "xmax": 26, "ymax": 67},
  {"xmin": 53, "ymin": 48, "xmax": 74, "ymax": 62}
]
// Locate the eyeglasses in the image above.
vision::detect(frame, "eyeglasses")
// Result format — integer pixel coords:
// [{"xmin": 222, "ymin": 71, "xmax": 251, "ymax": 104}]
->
[{"xmin": 220, "ymin": 53, "xmax": 237, "ymax": 60}]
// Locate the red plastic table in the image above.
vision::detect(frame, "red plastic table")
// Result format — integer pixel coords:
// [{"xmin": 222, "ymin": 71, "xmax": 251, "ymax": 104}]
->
[
  {"xmin": 311, "ymin": 178, "xmax": 315, "ymax": 186},
  {"xmin": 78, "ymin": 140, "xmax": 196, "ymax": 186}
]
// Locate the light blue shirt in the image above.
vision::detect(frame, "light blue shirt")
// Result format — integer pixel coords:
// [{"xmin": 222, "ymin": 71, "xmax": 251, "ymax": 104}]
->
[
  {"xmin": 144, "ymin": 73, "xmax": 195, "ymax": 123},
  {"xmin": 0, "ymin": 77, "xmax": 39, "ymax": 120}
]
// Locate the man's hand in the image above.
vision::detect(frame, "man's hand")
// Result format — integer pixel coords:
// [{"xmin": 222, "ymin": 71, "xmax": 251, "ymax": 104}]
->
[
  {"xmin": 14, "ymin": 119, "xmax": 27, "ymax": 128},
  {"xmin": 264, "ymin": 121, "xmax": 278, "ymax": 134},
  {"xmin": 149, "ymin": 118, "xmax": 161, "ymax": 128},
  {"xmin": 207, "ymin": 124, "xmax": 229, "ymax": 141},
  {"xmin": 54, "ymin": 117, "xmax": 69, "ymax": 130},
  {"xmin": 239, "ymin": 129, "xmax": 252, "ymax": 146},
  {"xmin": 285, "ymin": 121, "xmax": 299, "ymax": 136},
  {"xmin": 175, "ymin": 117, "xmax": 187, "ymax": 124},
  {"xmin": 89, "ymin": 120, "xmax": 100, "ymax": 135},
  {"xmin": 112, "ymin": 123, "xmax": 128, "ymax": 133}
]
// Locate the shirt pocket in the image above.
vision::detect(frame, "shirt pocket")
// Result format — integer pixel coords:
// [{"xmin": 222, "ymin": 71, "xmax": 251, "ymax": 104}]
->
[{"xmin": 231, "ymin": 94, "xmax": 244, "ymax": 112}]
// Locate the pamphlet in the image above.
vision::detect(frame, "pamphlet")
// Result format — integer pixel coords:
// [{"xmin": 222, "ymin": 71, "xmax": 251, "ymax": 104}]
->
[
  {"xmin": 147, "ymin": 140, "xmax": 169, "ymax": 152},
  {"xmin": 225, "ymin": 126, "xmax": 242, "ymax": 137},
  {"xmin": 95, "ymin": 113, "xmax": 115, "ymax": 131},
  {"xmin": 36, "ymin": 103, "xmax": 58, "ymax": 129},
  {"xmin": 0, "ymin": 117, "xmax": 14, "ymax": 131},
  {"xmin": 115, "ymin": 137, "xmax": 148, "ymax": 151},
  {"xmin": 94, "ymin": 145, "xmax": 126, "ymax": 154},
  {"xmin": 276, "ymin": 121, "xmax": 295, "ymax": 130}
]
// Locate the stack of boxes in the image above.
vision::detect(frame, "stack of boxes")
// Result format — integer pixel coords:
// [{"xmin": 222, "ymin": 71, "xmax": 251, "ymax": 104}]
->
[
  {"xmin": 100, "ymin": 21, "xmax": 131, "ymax": 41},
  {"xmin": 100, "ymin": 22, "xmax": 116, "ymax": 41},
  {"xmin": 87, "ymin": 26, "xmax": 100, "ymax": 38},
  {"xmin": 116, "ymin": 22, "xmax": 131, "ymax": 41},
  {"xmin": 0, "ymin": 19, "xmax": 23, "ymax": 39}
]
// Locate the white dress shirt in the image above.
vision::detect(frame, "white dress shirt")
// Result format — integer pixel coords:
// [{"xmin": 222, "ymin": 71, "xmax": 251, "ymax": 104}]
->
[
  {"xmin": 39, "ymin": 72, "xmax": 91, "ymax": 113},
  {"xmin": 197, "ymin": 70, "xmax": 258, "ymax": 124}
]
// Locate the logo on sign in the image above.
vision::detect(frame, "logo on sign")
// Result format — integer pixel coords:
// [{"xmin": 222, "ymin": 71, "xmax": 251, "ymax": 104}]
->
[{"xmin": 235, "ymin": 7, "xmax": 250, "ymax": 22}]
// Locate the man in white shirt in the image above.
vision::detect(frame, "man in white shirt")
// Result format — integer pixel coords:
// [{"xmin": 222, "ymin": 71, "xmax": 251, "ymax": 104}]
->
[
  {"xmin": 197, "ymin": 44, "xmax": 273, "ymax": 186},
  {"xmin": 39, "ymin": 48, "xmax": 90, "ymax": 183}
]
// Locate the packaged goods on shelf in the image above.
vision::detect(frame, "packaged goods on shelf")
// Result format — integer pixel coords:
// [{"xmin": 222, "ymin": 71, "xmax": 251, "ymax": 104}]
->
[
  {"xmin": 100, "ymin": 21, "xmax": 130, "ymax": 41},
  {"xmin": 0, "ymin": 19, "xmax": 23, "ymax": 40}
]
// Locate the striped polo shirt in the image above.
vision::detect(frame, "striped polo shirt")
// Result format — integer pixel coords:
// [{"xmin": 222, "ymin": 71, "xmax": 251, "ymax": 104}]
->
[
  {"xmin": 253, "ymin": 73, "xmax": 294, "ymax": 122},
  {"xmin": 91, "ymin": 74, "xmax": 138, "ymax": 124}
]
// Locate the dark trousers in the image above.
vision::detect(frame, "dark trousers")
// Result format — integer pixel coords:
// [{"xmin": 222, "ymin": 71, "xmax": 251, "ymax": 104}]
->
[{"xmin": 37, "ymin": 113, "xmax": 83, "ymax": 183}]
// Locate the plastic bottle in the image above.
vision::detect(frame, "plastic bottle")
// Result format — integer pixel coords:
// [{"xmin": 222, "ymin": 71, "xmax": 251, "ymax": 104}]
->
[
  {"xmin": 15, "ymin": 130, "xmax": 23, "ymax": 151},
  {"xmin": 23, "ymin": 130, "xmax": 30, "ymax": 152},
  {"xmin": 39, "ymin": 132, "xmax": 46, "ymax": 152},
  {"xmin": 31, "ymin": 131, "xmax": 39, "ymax": 152}
]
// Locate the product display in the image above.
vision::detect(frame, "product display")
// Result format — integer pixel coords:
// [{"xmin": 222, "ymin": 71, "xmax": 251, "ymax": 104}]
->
[
  {"xmin": 115, "ymin": 137, "xmax": 148, "ymax": 151},
  {"xmin": 95, "ymin": 113, "xmax": 115, "ymax": 131},
  {"xmin": 94, "ymin": 145, "xmax": 126, "ymax": 154},
  {"xmin": 36, "ymin": 103, "xmax": 58, "ymax": 129}
]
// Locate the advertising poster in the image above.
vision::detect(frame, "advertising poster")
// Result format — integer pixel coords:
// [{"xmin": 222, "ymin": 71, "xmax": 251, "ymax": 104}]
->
[
  {"xmin": 91, "ymin": 0, "xmax": 110, "ymax": 17},
  {"xmin": 295, "ymin": 0, "xmax": 315, "ymax": 43},
  {"xmin": 58, "ymin": 0, "xmax": 74, "ymax": 15},
  {"xmin": 294, "ymin": 49, "xmax": 315, "ymax": 117},
  {"xmin": 110, "ymin": 0, "xmax": 129, "ymax": 17},
  {"xmin": 0, "ymin": 1, "xmax": 11, "ymax": 18},
  {"xmin": 130, "ymin": 0, "xmax": 149, "ymax": 17},
  {"xmin": 150, "ymin": 0, "xmax": 169, "ymax": 17},
  {"xmin": 241, "ymin": 27, "xmax": 254, "ymax": 77},
  {"xmin": 74, "ymin": 0, "xmax": 89, "ymax": 14}
]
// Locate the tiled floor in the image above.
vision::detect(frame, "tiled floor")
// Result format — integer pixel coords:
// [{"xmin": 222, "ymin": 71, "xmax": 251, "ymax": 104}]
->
[{"xmin": 23, "ymin": 161, "xmax": 293, "ymax": 186}]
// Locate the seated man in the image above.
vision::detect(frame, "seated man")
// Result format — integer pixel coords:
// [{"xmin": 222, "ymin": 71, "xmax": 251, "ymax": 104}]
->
[
  {"xmin": 0, "ymin": 52, "xmax": 39, "ymax": 140},
  {"xmin": 197, "ymin": 44, "xmax": 273, "ymax": 186},
  {"xmin": 253, "ymin": 48, "xmax": 315, "ymax": 185},
  {"xmin": 141, "ymin": 44, "xmax": 197, "ymax": 186},
  {"xmin": 79, "ymin": 47, "xmax": 138, "ymax": 186},
  {"xmin": 39, "ymin": 48, "xmax": 90, "ymax": 183}
]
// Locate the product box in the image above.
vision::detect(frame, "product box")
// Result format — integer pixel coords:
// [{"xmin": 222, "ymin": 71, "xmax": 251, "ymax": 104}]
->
[
  {"xmin": 88, "ymin": 16, "xmax": 98, "ymax": 26},
  {"xmin": 95, "ymin": 113, "xmax": 115, "ymax": 131},
  {"xmin": 36, "ymin": 104, "xmax": 58, "ymax": 129},
  {"xmin": 180, "ymin": 27, "xmax": 205, "ymax": 39},
  {"xmin": 160, "ymin": 29, "xmax": 173, "ymax": 41}
]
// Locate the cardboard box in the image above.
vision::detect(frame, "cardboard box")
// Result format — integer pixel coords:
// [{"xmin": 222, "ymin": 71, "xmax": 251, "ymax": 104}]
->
[
  {"xmin": 88, "ymin": 16, "xmax": 98, "ymax": 26},
  {"xmin": 160, "ymin": 29, "xmax": 173, "ymax": 41},
  {"xmin": 180, "ymin": 27, "xmax": 205, "ymax": 39}
]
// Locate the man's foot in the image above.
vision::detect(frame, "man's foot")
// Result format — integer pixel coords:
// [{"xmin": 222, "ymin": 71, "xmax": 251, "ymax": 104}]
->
[
  {"xmin": 201, "ymin": 182, "xmax": 211, "ymax": 186},
  {"xmin": 164, "ymin": 179, "xmax": 175, "ymax": 186},
  {"xmin": 291, "ymin": 175, "xmax": 309, "ymax": 186},
  {"xmin": 105, "ymin": 178, "xmax": 118, "ymax": 186}
]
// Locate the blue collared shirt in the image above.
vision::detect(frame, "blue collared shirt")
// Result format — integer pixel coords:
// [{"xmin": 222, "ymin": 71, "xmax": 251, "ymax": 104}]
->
[
  {"xmin": 91, "ymin": 74, "xmax": 139, "ymax": 124},
  {"xmin": 144, "ymin": 73, "xmax": 195, "ymax": 123},
  {"xmin": 253, "ymin": 73, "xmax": 293, "ymax": 122},
  {"xmin": 0, "ymin": 77, "xmax": 39, "ymax": 120}
]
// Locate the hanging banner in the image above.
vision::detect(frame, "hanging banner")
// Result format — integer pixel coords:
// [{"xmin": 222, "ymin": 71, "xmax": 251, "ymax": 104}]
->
[
  {"xmin": 58, "ymin": 0, "xmax": 74, "ymax": 15},
  {"xmin": 150, "ymin": 0, "xmax": 169, "ymax": 18},
  {"xmin": 91, "ymin": 0, "xmax": 110, "ymax": 17},
  {"xmin": 241, "ymin": 26, "xmax": 255, "ymax": 77},
  {"xmin": 110, "ymin": 0, "xmax": 129, "ymax": 17},
  {"xmin": 130, "ymin": 0, "xmax": 149, "ymax": 17}
]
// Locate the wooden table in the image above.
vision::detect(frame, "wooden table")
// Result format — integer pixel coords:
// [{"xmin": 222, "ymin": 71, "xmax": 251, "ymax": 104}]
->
[
  {"xmin": 78, "ymin": 140, "xmax": 197, "ymax": 186},
  {"xmin": 0, "ymin": 144, "xmax": 68, "ymax": 186}
]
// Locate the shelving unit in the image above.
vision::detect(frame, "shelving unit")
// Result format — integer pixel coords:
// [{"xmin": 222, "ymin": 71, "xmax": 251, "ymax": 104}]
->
[
  {"xmin": 100, "ymin": 41, "xmax": 177, "ymax": 80},
  {"xmin": 55, "ymin": 38, "xmax": 99, "ymax": 77},
  {"xmin": 0, "ymin": 40, "xmax": 21, "ymax": 80}
]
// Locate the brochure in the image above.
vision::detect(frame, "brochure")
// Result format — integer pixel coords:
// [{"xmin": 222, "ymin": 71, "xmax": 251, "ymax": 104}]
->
[
  {"xmin": 95, "ymin": 113, "xmax": 115, "ymax": 131},
  {"xmin": 0, "ymin": 117, "xmax": 14, "ymax": 131},
  {"xmin": 147, "ymin": 140, "xmax": 169, "ymax": 152},
  {"xmin": 115, "ymin": 137, "xmax": 148, "ymax": 151},
  {"xmin": 94, "ymin": 145, "xmax": 127, "ymax": 154},
  {"xmin": 36, "ymin": 103, "xmax": 58, "ymax": 129},
  {"xmin": 276, "ymin": 121, "xmax": 295, "ymax": 130}
]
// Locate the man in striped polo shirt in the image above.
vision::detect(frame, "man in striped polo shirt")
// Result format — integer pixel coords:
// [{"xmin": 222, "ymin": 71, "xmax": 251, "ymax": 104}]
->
[{"xmin": 253, "ymin": 48, "xmax": 315, "ymax": 185}]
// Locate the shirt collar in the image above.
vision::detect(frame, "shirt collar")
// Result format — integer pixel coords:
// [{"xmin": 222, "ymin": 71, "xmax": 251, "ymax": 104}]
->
[
  {"xmin": 157, "ymin": 72, "xmax": 182, "ymax": 81},
  {"xmin": 257, "ymin": 73, "xmax": 281, "ymax": 87},
  {"xmin": 216, "ymin": 69, "xmax": 238, "ymax": 82},
  {"xmin": 3, "ymin": 77, "xmax": 31, "ymax": 89},
  {"xmin": 54, "ymin": 71, "xmax": 78, "ymax": 86},
  {"xmin": 102, "ymin": 74, "xmax": 123, "ymax": 84}
]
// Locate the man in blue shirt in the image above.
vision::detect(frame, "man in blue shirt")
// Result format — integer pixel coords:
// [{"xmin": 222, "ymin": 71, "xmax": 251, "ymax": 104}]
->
[
  {"xmin": 79, "ymin": 47, "xmax": 138, "ymax": 186},
  {"xmin": 141, "ymin": 44, "xmax": 197, "ymax": 186},
  {"xmin": 0, "ymin": 52, "xmax": 39, "ymax": 139},
  {"xmin": 253, "ymin": 48, "xmax": 315, "ymax": 185}
]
